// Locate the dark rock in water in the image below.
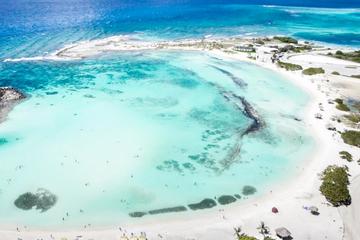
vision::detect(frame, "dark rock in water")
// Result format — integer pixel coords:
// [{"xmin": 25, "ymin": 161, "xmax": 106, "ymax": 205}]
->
[
  {"xmin": 0, "ymin": 87, "xmax": 26, "ymax": 123},
  {"xmin": 129, "ymin": 211, "xmax": 147, "ymax": 218},
  {"xmin": 217, "ymin": 195, "xmax": 237, "ymax": 205},
  {"xmin": 234, "ymin": 194, "xmax": 242, "ymax": 199},
  {"xmin": 188, "ymin": 198, "xmax": 217, "ymax": 210},
  {"xmin": 148, "ymin": 206, "xmax": 187, "ymax": 215},
  {"xmin": 242, "ymin": 185, "xmax": 257, "ymax": 196},
  {"xmin": 14, "ymin": 188, "xmax": 57, "ymax": 212},
  {"xmin": 14, "ymin": 192, "xmax": 38, "ymax": 210}
]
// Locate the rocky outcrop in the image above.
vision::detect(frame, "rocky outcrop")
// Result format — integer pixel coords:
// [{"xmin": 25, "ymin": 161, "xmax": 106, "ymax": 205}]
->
[
  {"xmin": 0, "ymin": 87, "xmax": 26, "ymax": 123},
  {"xmin": 0, "ymin": 87, "xmax": 26, "ymax": 102}
]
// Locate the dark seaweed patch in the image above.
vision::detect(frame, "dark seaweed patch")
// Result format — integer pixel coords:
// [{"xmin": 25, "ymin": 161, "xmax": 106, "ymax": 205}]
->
[
  {"xmin": 217, "ymin": 195, "xmax": 237, "ymax": 205},
  {"xmin": 182, "ymin": 162, "xmax": 196, "ymax": 171},
  {"xmin": 156, "ymin": 160, "xmax": 183, "ymax": 173},
  {"xmin": 188, "ymin": 198, "xmax": 217, "ymax": 210},
  {"xmin": 129, "ymin": 211, "xmax": 147, "ymax": 218},
  {"xmin": 242, "ymin": 185, "xmax": 257, "ymax": 196},
  {"xmin": 14, "ymin": 189, "xmax": 57, "ymax": 212},
  {"xmin": 14, "ymin": 192, "xmax": 38, "ymax": 210},
  {"xmin": 0, "ymin": 137, "xmax": 8, "ymax": 145},
  {"xmin": 148, "ymin": 206, "xmax": 187, "ymax": 215},
  {"xmin": 45, "ymin": 91, "xmax": 58, "ymax": 95},
  {"xmin": 210, "ymin": 65, "xmax": 247, "ymax": 88},
  {"xmin": 234, "ymin": 194, "xmax": 242, "ymax": 199}
]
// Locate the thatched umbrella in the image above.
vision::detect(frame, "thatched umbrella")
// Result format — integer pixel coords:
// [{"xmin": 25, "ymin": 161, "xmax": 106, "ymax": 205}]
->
[{"xmin": 275, "ymin": 227, "xmax": 291, "ymax": 239}]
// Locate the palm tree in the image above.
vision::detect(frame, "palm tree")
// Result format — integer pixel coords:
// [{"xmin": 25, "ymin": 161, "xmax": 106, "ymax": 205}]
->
[{"xmin": 257, "ymin": 221, "xmax": 270, "ymax": 237}]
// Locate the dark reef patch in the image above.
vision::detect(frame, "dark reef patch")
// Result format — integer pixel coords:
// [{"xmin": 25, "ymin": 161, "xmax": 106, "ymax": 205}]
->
[
  {"xmin": 234, "ymin": 194, "xmax": 242, "ymax": 199},
  {"xmin": 45, "ymin": 91, "xmax": 58, "ymax": 95},
  {"xmin": 14, "ymin": 188, "xmax": 57, "ymax": 212},
  {"xmin": 210, "ymin": 65, "xmax": 247, "ymax": 88},
  {"xmin": 0, "ymin": 137, "xmax": 8, "ymax": 145},
  {"xmin": 242, "ymin": 185, "xmax": 257, "ymax": 196},
  {"xmin": 156, "ymin": 160, "xmax": 183, "ymax": 173},
  {"xmin": 188, "ymin": 198, "xmax": 217, "ymax": 210},
  {"xmin": 217, "ymin": 195, "xmax": 237, "ymax": 205},
  {"xmin": 148, "ymin": 206, "xmax": 187, "ymax": 215},
  {"xmin": 129, "ymin": 211, "xmax": 147, "ymax": 218},
  {"xmin": 233, "ymin": 95, "xmax": 264, "ymax": 136}
]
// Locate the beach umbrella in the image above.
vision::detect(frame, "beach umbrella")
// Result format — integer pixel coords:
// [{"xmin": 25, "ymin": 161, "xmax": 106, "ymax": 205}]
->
[
  {"xmin": 272, "ymin": 207, "xmax": 279, "ymax": 213},
  {"xmin": 309, "ymin": 206, "xmax": 319, "ymax": 215},
  {"xmin": 275, "ymin": 227, "xmax": 291, "ymax": 239}
]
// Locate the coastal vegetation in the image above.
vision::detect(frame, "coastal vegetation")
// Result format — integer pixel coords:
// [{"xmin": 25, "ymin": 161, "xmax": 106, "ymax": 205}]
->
[
  {"xmin": 302, "ymin": 67, "xmax": 325, "ymax": 75},
  {"xmin": 335, "ymin": 98, "xmax": 350, "ymax": 112},
  {"xmin": 341, "ymin": 130, "xmax": 360, "ymax": 147},
  {"xmin": 277, "ymin": 61, "xmax": 303, "ymax": 71},
  {"xmin": 273, "ymin": 36, "xmax": 298, "ymax": 44},
  {"xmin": 339, "ymin": 151, "xmax": 353, "ymax": 162},
  {"xmin": 344, "ymin": 114, "xmax": 360, "ymax": 123},
  {"xmin": 351, "ymin": 75, "xmax": 360, "ymax": 79},
  {"xmin": 320, "ymin": 165, "xmax": 351, "ymax": 206},
  {"xmin": 237, "ymin": 235, "xmax": 258, "ymax": 240},
  {"xmin": 327, "ymin": 50, "xmax": 360, "ymax": 63},
  {"xmin": 332, "ymin": 71, "xmax": 340, "ymax": 75}
]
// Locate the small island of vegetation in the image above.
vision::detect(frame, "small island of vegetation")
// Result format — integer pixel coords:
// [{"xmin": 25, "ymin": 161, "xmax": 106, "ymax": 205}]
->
[
  {"xmin": 319, "ymin": 165, "xmax": 351, "ymax": 206},
  {"xmin": 302, "ymin": 67, "xmax": 325, "ymax": 75},
  {"xmin": 328, "ymin": 50, "xmax": 360, "ymax": 63}
]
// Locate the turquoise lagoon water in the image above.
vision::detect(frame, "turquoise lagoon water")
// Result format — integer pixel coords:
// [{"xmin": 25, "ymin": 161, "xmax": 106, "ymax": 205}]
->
[
  {"xmin": 2, "ymin": 0, "xmax": 356, "ymax": 229},
  {"xmin": 0, "ymin": 50, "xmax": 313, "ymax": 228}
]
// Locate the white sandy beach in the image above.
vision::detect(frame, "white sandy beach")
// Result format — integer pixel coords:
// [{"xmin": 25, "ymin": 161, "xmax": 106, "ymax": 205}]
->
[{"xmin": 1, "ymin": 38, "xmax": 360, "ymax": 240}]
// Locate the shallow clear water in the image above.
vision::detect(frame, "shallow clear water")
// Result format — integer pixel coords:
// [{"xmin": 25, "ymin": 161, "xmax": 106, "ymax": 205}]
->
[
  {"xmin": 1, "ymin": 0, "xmax": 353, "ymax": 229},
  {"xmin": 0, "ymin": 50, "xmax": 313, "ymax": 228}
]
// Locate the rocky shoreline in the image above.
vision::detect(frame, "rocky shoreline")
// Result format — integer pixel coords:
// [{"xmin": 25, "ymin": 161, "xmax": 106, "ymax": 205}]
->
[{"xmin": 0, "ymin": 87, "xmax": 26, "ymax": 123}]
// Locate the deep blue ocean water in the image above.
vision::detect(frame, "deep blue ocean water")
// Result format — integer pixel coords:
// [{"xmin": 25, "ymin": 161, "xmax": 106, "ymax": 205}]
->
[{"xmin": 0, "ymin": 0, "xmax": 359, "ymax": 60}]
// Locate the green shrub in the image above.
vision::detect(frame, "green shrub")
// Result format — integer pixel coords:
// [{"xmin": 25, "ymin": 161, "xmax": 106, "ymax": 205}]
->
[
  {"xmin": 277, "ymin": 61, "xmax": 303, "ymax": 71},
  {"xmin": 332, "ymin": 50, "xmax": 360, "ymax": 63},
  {"xmin": 344, "ymin": 114, "xmax": 360, "ymax": 123},
  {"xmin": 332, "ymin": 71, "xmax": 340, "ymax": 75},
  {"xmin": 263, "ymin": 237, "xmax": 276, "ymax": 240},
  {"xmin": 351, "ymin": 75, "xmax": 360, "ymax": 79},
  {"xmin": 336, "ymin": 50, "xmax": 344, "ymax": 55},
  {"xmin": 319, "ymin": 165, "xmax": 351, "ymax": 206},
  {"xmin": 341, "ymin": 130, "xmax": 360, "ymax": 147},
  {"xmin": 335, "ymin": 98, "xmax": 350, "ymax": 112},
  {"xmin": 339, "ymin": 151, "xmax": 353, "ymax": 162},
  {"xmin": 238, "ymin": 235, "xmax": 258, "ymax": 240},
  {"xmin": 302, "ymin": 67, "xmax": 325, "ymax": 75},
  {"xmin": 273, "ymin": 36, "xmax": 298, "ymax": 44}
]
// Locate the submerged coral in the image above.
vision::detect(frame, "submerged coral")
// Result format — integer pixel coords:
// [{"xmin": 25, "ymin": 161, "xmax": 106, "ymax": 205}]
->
[
  {"xmin": 14, "ymin": 188, "xmax": 57, "ymax": 212},
  {"xmin": 188, "ymin": 198, "xmax": 217, "ymax": 210},
  {"xmin": 217, "ymin": 195, "xmax": 237, "ymax": 205},
  {"xmin": 242, "ymin": 185, "xmax": 257, "ymax": 196}
]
